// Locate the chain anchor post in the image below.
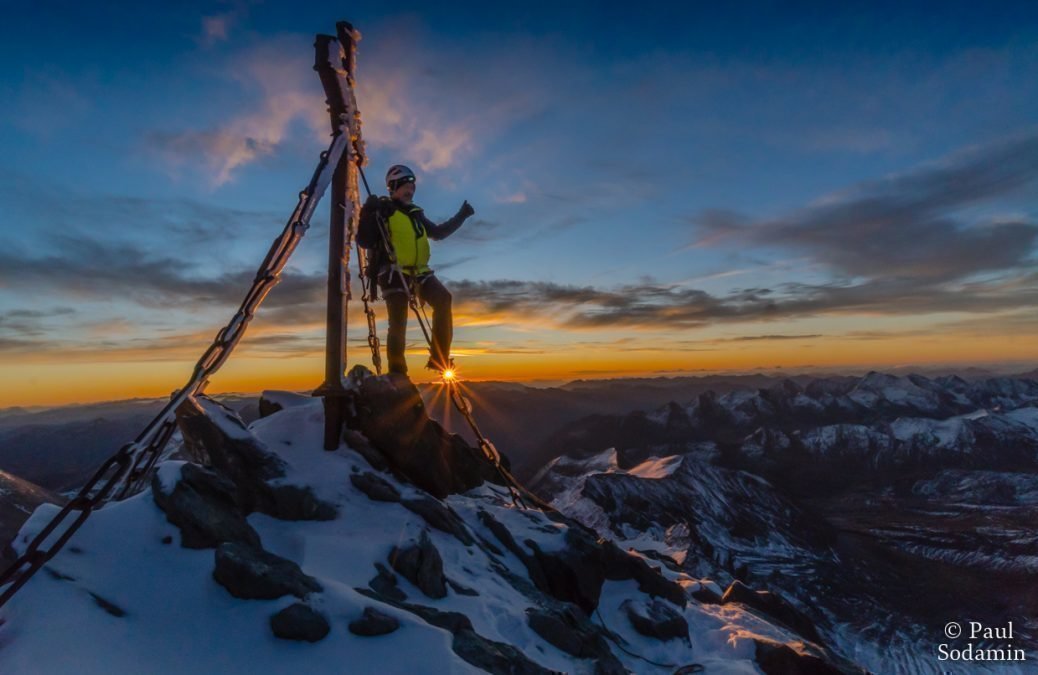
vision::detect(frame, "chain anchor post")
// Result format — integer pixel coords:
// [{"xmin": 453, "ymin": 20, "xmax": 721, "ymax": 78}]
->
[{"xmin": 312, "ymin": 22, "xmax": 364, "ymax": 451}]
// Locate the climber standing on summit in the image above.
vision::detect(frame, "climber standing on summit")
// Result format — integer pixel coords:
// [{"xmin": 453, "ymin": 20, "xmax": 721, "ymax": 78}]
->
[{"xmin": 357, "ymin": 164, "xmax": 475, "ymax": 377}]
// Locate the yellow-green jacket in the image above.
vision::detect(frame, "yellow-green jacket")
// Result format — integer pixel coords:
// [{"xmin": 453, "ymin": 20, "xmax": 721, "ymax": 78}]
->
[{"xmin": 381, "ymin": 200, "xmax": 469, "ymax": 275}]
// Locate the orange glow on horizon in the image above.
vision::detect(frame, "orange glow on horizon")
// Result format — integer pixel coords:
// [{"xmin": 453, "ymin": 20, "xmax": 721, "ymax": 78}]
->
[{"xmin": 3, "ymin": 325, "xmax": 1037, "ymax": 409}]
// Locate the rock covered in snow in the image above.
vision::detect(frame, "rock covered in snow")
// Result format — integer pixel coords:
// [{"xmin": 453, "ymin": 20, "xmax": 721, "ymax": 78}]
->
[
  {"xmin": 347, "ymin": 606, "xmax": 399, "ymax": 636},
  {"xmin": 620, "ymin": 597, "xmax": 689, "ymax": 641},
  {"xmin": 151, "ymin": 462, "xmax": 260, "ymax": 549},
  {"xmin": 213, "ymin": 541, "xmax": 322, "ymax": 600},
  {"xmin": 388, "ymin": 530, "xmax": 447, "ymax": 599},
  {"xmin": 176, "ymin": 395, "xmax": 336, "ymax": 521}
]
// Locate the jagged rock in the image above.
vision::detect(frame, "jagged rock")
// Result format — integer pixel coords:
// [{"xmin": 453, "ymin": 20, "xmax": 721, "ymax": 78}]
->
[
  {"xmin": 343, "ymin": 428, "xmax": 391, "ymax": 472},
  {"xmin": 266, "ymin": 484, "xmax": 338, "ymax": 521},
  {"xmin": 599, "ymin": 539, "xmax": 686, "ymax": 607},
  {"xmin": 151, "ymin": 464, "xmax": 260, "ymax": 549},
  {"xmin": 389, "ymin": 531, "xmax": 447, "ymax": 599},
  {"xmin": 402, "ymin": 496, "xmax": 474, "ymax": 545},
  {"xmin": 258, "ymin": 398, "xmax": 283, "ymax": 419},
  {"xmin": 690, "ymin": 585, "xmax": 722, "ymax": 604},
  {"xmin": 524, "ymin": 531, "xmax": 604, "ymax": 614},
  {"xmin": 480, "ymin": 508, "xmax": 683, "ymax": 617},
  {"xmin": 357, "ymin": 587, "xmax": 553, "ymax": 674},
  {"xmin": 525, "ymin": 605, "xmax": 624, "ymax": 673},
  {"xmin": 620, "ymin": 597, "xmax": 689, "ymax": 641},
  {"xmin": 722, "ymin": 580, "xmax": 822, "ymax": 644},
  {"xmin": 348, "ymin": 606, "xmax": 400, "ymax": 636},
  {"xmin": 176, "ymin": 396, "xmax": 336, "ymax": 522},
  {"xmin": 270, "ymin": 603, "xmax": 330, "ymax": 642},
  {"xmin": 213, "ymin": 542, "xmax": 322, "ymax": 600},
  {"xmin": 478, "ymin": 510, "xmax": 548, "ymax": 586},
  {"xmin": 368, "ymin": 562, "xmax": 407, "ymax": 602},
  {"xmin": 483, "ymin": 506, "xmax": 598, "ymax": 612},
  {"xmin": 257, "ymin": 391, "xmax": 313, "ymax": 419},
  {"xmin": 342, "ymin": 367, "xmax": 499, "ymax": 498},
  {"xmin": 177, "ymin": 395, "xmax": 286, "ymax": 482},
  {"xmin": 446, "ymin": 578, "xmax": 479, "ymax": 596},
  {"xmin": 452, "ymin": 628, "xmax": 553, "ymax": 675},
  {"xmin": 350, "ymin": 471, "xmax": 401, "ymax": 502},
  {"xmin": 754, "ymin": 638, "xmax": 843, "ymax": 675}
]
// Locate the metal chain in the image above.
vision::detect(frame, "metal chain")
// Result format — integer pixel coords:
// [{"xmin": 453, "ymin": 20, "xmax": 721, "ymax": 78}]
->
[
  {"xmin": 445, "ymin": 382, "xmax": 552, "ymax": 510},
  {"xmin": 0, "ymin": 122, "xmax": 352, "ymax": 611},
  {"xmin": 358, "ymin": 248, "xmax": 383, "ymax": 375},
  {"xmin": 114, "ymin": 122, "xmax": 351, "ymax": 499}
]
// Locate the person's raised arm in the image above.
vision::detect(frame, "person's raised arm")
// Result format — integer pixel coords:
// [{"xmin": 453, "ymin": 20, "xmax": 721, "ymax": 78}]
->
[{"xmin": 424, "ymin": 201, "xmax": 475, "ymax": 241}]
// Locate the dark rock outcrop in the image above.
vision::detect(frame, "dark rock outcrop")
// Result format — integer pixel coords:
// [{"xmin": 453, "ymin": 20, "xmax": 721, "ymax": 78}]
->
[
  {"xmin": 257, "ymin": 391, "xmax": 313, "ymax": 419},
  {"xmin": 213, "ymin": 542, "xmax": 322, "ymax": 600},
  {"xmin": 389, "ymin": 531, "xmax": 447, "ymax": 599},
  {"xmin": 402, "ymin": 496, "xmax": 474, "ymax": 545},
  {"xmin": 525, "ymin": 605, "xmax": 625, "ymax": 674},
  {"xmin": 479, "ymin": 508, "xmax": 686, "ymax": 617},
  {"xmin": 754, "ymin": 638, "xmax": 843, "ymax": 675},
  {"xmin": 722, "ymin": 580, "xmax": 822, "ymax": 644},
  {"xmin": 368, "ymin": 562, "xmax": 407, "ymax": 602},
  {"xmin": 524, "ymin": 532, "xmax": 604, "ymax": 615},
  {"xmin": 270, "ymin": 603, "xmax": 330, "ymax": 642},
  {"xmin": 348, "ymin": 606, "xmax": 400, "ymax": 636},
  {"xmin": 342, "ymin": 367, "xmax": 499, "ymax": 498},
  {"xmin": 357, "ymin": 587, "xmax": 554, "ymax": 674},
  {"xmin": 600, "ymin": 539, "xmax": 687, "ymax": 606},
  {"xmin": 350, "ymin": 471, "xmax": 401, "ymax": 502},
  {"xmin": 265, "ymin": 484, "xmax": 338, "ymax": 521},
  {"xmin": 690, "ymin": 584, "xmax": 723, "ymax": 604},
  {"xmin": 175, "ymin": 396, "xmax": 336, "ymax": 521},
  {"xmin": 620, "ymin": 597, "xmax": 689, "ymax": 641},
  {"xmin": 151, "ymin": 464, "xmax": 260, "ymax": 549},
  {"xmin": 177, "ymin": 396, "xmax": 286, "ymax": 483}
]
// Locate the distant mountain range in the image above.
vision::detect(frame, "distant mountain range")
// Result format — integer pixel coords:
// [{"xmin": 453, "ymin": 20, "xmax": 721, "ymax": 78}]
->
[{"xmin": 530, "ymin": 371, "xmax": 1038, "ymax": 673}]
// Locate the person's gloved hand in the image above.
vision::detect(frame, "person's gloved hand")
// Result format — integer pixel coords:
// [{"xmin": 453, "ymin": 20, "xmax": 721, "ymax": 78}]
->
[
  {"xmin": 458, "ymin": 200, "xmax": 475, "ymax": 219},
  {"xmin": 364, "ymin": 194, "xmax": 380, "ymax": 209}
]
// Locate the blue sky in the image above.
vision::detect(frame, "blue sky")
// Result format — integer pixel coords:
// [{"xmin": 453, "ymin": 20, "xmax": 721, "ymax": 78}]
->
[{"xmin": 1, "ymin": 1, "xmax": 1037, "ymax": 405}]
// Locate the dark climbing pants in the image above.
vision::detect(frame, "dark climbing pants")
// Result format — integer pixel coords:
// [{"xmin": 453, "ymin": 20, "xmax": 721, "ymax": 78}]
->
[{"xmin": 381, "ymin": 273, "xmax": 453, "ymax": 375}]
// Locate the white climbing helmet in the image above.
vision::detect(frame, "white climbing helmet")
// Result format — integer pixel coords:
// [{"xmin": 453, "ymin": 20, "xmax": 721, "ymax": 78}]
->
[{"xmin": 385, "ymin": 164, "xmax": 416, "ymax": 190}]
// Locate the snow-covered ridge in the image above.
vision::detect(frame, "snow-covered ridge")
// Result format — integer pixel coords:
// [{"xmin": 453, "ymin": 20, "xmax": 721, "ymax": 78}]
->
[{"xmin": 0, "ymin": 387, "xmax": 857, "ymax": 674}]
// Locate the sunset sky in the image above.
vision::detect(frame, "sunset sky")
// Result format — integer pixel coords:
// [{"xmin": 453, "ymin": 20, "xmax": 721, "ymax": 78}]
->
[{"xmin": 1, "ymin": 1, "xmax": 1037, "ymax": 407}]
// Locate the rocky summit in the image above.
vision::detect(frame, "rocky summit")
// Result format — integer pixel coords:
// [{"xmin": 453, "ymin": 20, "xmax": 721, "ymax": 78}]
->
[{"xmin": 0, "ymin": 368, "xmax": 868, "ymax": 674}]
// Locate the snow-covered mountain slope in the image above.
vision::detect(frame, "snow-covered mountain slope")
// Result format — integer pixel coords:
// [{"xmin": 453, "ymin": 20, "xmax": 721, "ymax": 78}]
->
[
  {"xmin": 537, "ymin": 449, "xmax": 1037, "ymax": 674},
  {"xmin": 528, "ymin": 371, "xmax": 1038, "ymax": 671},
  {"xmin": 525, "ymin": 371, "xmax": 1038, "ymax": 675},
  {"xmin": 0, "ymin": 471, "xmax": 64, "ymax": 564},
  {"xmin": 0, "ymin": 383, "xmax": 859, "ymax": 674}
]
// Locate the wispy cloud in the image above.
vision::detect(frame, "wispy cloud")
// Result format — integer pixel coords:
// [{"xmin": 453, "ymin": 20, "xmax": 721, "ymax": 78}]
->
[
  {"xmin": 447, "ymin": 272, "xmax": 1038, "ymax": 331},
  {"xmin": 146, "ymin": 24, "xmax": 557, "ymax": 187},
  {"xmin": 147, "ymin": 39, "xmax": 328, "ymax": 187},
  {"xmin": 693, "ymin": 132, "xmax": 1038, "ymax": 282}
]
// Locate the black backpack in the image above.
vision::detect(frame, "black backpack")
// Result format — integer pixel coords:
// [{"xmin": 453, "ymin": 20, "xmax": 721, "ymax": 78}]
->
[{"xmin": 357, "ymin": 197, "xmax": 392, "ymax": 300}]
